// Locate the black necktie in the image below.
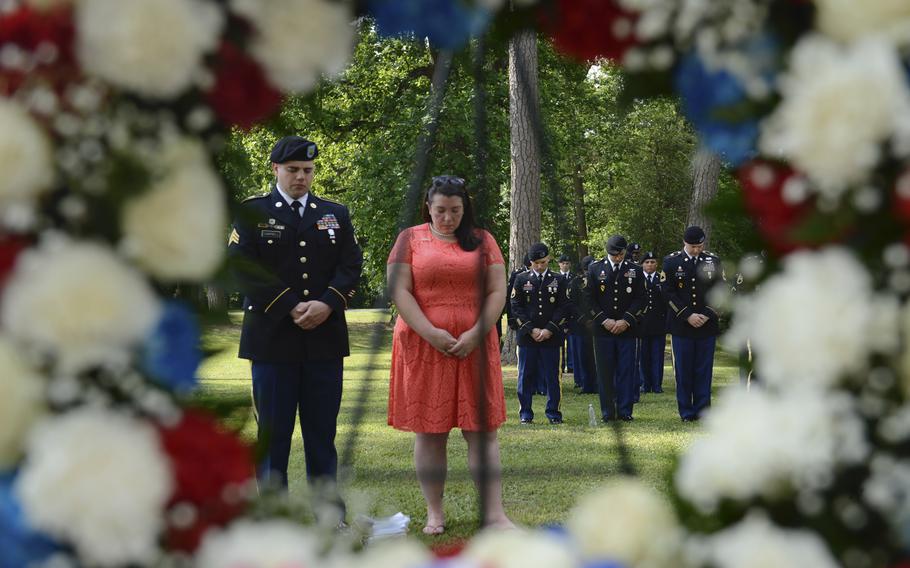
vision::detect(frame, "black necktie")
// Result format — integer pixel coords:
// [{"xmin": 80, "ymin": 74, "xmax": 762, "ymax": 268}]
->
[{"xmin": 290, "ymin": 200, "xmax": 302, "ymax": 217}]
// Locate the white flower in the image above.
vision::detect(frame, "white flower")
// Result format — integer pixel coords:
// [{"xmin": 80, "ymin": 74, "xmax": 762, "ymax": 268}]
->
[
  {"xmin": 121, "ymin": 140, "xmax": 226, "ymax": 281},
  {"xmin": 15, "ymin": 407, "xmax": 173, "ymax": 567},
  {"xmin": 815, "ymin": 0, "xmax": 910, "ymax": 46},
  {"xmin": 727, "ymin": 247, "xmax": 897, "ymax": 389},
  {"xmin": 0, "ymin": 99, "xmax": 53, "ymax": 222},
  {"xmin": 701, "ymin": 513, "xmax": 839, "ymax": 568},
  {"xmin": 899, "ymin": 303, "xmax": 910, "ymax": 397},
  {"xmin": 230, "ymin": 0, "xmax": 354, "ymax": 92},
  {"xmin": 0, "ymin": 337, "xmax": 44, "ymax": 469},
  {"xmin": 566, "ymin": 478, "xmax": 679, "ymax": 567},
  {"xmin": 676, "ymin": 388, "xmax": 868, "ymax": 512},
  {"xmin": 863, "ymin": 454, "xmax": 910, "ymax": 518},
  {"xmin": 760, "ymin": 37, "xmax": 910, "ymax": 196},
  {"xmin": 461, "ymin": 528, "xmax": 578, "ymax": 568},
  {"xmin": 75, "ymin": 0, "xmax": 223, "ymax": 98},
  {"xmin": 354, "ymin": 538, "xmax": 433, "ymax": 568},
  {"xmin": 195, "ymin": 520, "xmax": 322, "ymax": 568},
  {"xmin": 1, "ymin": 237, "xmax": 161, "ymax": 372}
]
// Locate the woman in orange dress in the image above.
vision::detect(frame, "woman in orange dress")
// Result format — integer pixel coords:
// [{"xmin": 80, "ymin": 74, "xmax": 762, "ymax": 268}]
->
[{"xmin": 387, "ymin": 175, "xmax": 513, "ymax": 534}]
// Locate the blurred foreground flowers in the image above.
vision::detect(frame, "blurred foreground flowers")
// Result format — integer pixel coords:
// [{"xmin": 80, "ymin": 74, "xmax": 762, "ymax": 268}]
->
[{"xmin": 3, "ymin": 0, "xmax": 910, "ymax": 566}]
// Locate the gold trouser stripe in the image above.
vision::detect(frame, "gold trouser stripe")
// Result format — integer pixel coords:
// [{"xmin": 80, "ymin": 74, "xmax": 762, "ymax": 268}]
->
[
  {"xmin": 328, "ymin": 286, "xmax": 348, "ymax": 308},
  {"xmin": 265, "ymin": 288, "xmax": 291, "ymax": 313},
  {"xmin": 249, "ymin": 360, "xmax": 258, "ymax": 424}
]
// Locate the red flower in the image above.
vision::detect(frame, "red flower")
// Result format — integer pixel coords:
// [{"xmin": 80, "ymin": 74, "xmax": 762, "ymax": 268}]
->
[
  {"xmin": 890, "ymin": 167, "xmax": 910, "ymax": 248},
  {"xmin": 432, "ymin": 540, "xmax": 467, "ymax": 558},
  {"xmin": 737, "ymin": 160, "xmax": 816, "ymax": 255},
  {"xmin": 158, "ymin": 409, "xmax": 255, "ymax": 552},
  {"xmin": 543, "ymin": 0, "xmax": 640, "ymax": 62},
  {"xmin": 205, "ymin": 42, "xmax": 283, "ymax": 131},
  {"xmin": 893, "ymin": 167, "xmax": 910, "ymax": 221},
  {"xmin": 0, "ymin": 235, "xmax": 29, "ymax": 289},
  {"xmin": 0, "ymin": 6, "xmax": 76, "ymax": 96}
]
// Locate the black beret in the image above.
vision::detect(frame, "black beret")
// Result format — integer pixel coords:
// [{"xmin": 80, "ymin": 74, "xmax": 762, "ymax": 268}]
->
[
  {"xmin": 684, "ymin": 225, "xmax": 706, "ymax": 244},
  {"xmin": 626, "ymin": 242, "xmax": 641, "ymax": 254},
  {"xmin": 528, "ymin": 242, "xmax": 549, "ymax": 261},
  {"xmin": 581, "ymin": 255, "xmax": 594, "ymax": 270},
  {"xmin": 606, "ymin": 235, "xmax": 628, "ymax": 255},
  {"xmin": 270, "ymin": 136, "xmax": 318, "ymax": 163},
  {"xmin": 558, "ymin": 254, "xmax": 571, "ymax": 262},
  {"xmin": 522, "ymin": 253, "xmax": 531, "ymax": 267},
  {"xmin": 641, "ymin": 251, "xmax": 657, "ymax": 262}
]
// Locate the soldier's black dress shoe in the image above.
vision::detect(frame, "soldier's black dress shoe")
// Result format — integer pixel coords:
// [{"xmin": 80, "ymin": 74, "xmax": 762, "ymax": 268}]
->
[
  {"xmin": 548, "ymin": 417, "xmax": 563, "ymax": 424},
  {"xmin": 620, "ymin": 415, "xmax": 634, "ymax": 421},
  {"xmin": 520, "ymin": 417, "xmax": 533, "ymax": 424}
]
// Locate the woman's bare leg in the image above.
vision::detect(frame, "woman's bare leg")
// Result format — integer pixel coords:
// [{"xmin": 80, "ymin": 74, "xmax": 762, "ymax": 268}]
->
[
  {"xmin": 463, "ymin": 429, "xmax": 514, "ymax": 528},
  {"xmin": 415, "ymin": 432, "xmax": 449, "ymax": 531}
]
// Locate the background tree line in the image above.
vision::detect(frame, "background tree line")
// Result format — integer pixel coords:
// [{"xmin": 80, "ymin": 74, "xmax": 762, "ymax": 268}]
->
[{"xmin": 216, "ymin": 24, "xmax": 752, "ymax": 308}]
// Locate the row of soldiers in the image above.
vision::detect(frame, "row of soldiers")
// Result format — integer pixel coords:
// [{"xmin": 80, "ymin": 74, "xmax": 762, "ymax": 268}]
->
[{"xmin": 506, "ymin": 226, "xmax": 722, "ymax": 424}]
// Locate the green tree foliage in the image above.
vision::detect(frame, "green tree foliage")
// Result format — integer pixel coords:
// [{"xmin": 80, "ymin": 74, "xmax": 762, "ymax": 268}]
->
[
  {"xmin": 218, "ymin": 24, "xmax": 751, "ymax": 305},
  {"xmin": 220, "ymin": 25, "xmax": 513, "ymax": 301}
]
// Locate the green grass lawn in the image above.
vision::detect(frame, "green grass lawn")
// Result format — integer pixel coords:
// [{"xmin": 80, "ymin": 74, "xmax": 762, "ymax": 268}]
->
[{"xmin": 197, "ymin": 310, "xmax": 738, "ymax": 542}]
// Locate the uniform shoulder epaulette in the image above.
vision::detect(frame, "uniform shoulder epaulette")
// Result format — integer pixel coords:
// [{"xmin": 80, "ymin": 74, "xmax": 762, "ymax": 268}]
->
[
  {"xmin": 704, "ymin": 251, "xmax": 718, "ymax": 258},
  {"xmin": 668, "ymin": 250, "xmax": 681, "ymax": 257},
  {"xmin": 312, "ymin": 194, "xmax": 346, "ymax": 207},
  {"xmin": 242, "ymin": 193, "xmax": 269, "ymax": 203}
]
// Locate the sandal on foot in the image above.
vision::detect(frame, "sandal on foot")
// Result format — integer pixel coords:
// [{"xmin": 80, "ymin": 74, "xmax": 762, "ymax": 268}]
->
[{"xmin": 421, "ymin": 524, "xmax": 445, "ymax": 536}]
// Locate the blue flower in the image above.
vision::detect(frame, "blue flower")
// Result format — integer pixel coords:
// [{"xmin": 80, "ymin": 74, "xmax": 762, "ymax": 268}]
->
[
  {"xmin": 582, "ymin": 562, "xmax": 627, "ymax": 568},
  {"xmin": 0, "ymin": 472, "xmax": 62, "ymax": 568},
  {"xmin": 674, "ymin": 36, "xmax": 778, "ymax": 166},
  {"xmin": 141, "ymin": 301, "xmax": 201, "ymax": 394},
  {"xmin": 368, "ymin": 0, "xmax": 491, "ymax": 50}
]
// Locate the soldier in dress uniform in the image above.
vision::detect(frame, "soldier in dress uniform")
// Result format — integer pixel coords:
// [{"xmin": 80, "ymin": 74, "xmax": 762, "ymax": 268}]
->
[
  {"xmin": 557, "ymin": 254, "xmax": 574, "ymax": 374},
  {"xmin": 568, "ymin": 255, "xmax": 597, "ymax": 393},
  {"xmin": 510, "ymin": 243, "xmax": 570, "ymax": 424},
  {"xmin": 662, "ymin": 226, "xmax": 723, "ymax": 421},
  {"xmin": 626, "ymin": 242, "xmax": 643, "ymax": 265},
  {"xmin": 505, "ymin": 254, "xmax": 531, "ymax": 331},
  {"xmin": 228, "ymin": 136, "xmax": 364, "ymax": 495},
  {"xmin": 585, "ymin": 236, "xmax": 646, "ymax": 421},
  {"xmin": 638, "ymin": 251, "xmax": 667, "ymax": 394},
  {"xmin": 625, "ymin": 241, "xmax": 644, "ymax": 400}
]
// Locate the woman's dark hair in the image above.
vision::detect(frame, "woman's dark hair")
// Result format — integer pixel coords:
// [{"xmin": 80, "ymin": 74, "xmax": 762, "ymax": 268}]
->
[{"xmin": 421, "ymin": 175, "xmax": 482, "ymax": 251}]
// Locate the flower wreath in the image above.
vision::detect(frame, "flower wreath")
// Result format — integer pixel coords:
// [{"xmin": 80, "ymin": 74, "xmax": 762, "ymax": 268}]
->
[{"xmin": 2, "ymin": 0, "xmax": 910, "ymax": 566}]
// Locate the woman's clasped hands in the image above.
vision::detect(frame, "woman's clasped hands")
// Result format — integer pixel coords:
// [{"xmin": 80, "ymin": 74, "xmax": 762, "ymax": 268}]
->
[{"xmin": 426, "ymin": 326, "xmax": 482, "ymax": 359}]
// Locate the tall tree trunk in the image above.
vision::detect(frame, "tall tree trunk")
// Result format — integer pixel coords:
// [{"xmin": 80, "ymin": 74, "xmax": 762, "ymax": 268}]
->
[
  {"xmin": 501, "ymin": 29, "xmax": 541, "ymax": 365},
  {"xmin": 688, "ymin": 146, "xmax": 721, "ymax": 246},
  {"xmin": 572, "ymin": 164, "xmax": 589, "ymax": 260},
  {"xmin": 206, "ymin": 285, "xmax": 227, "ymax": 311},
  {"xmin": 205, "ymin": 284, "xmax": 231, "ymax": 323}
]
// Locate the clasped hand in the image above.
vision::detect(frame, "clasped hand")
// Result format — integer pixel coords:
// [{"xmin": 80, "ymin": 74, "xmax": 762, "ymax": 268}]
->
[
  {"xmin": 530, "ymin": 328, "xmax": 553, "ymax": 342},
  {"xmin": 427, "ymin": 327, "xmax": 481, "ymax": 359},
  {"xmin": 602, "ymin": 318, "xmax": 630, "ymax": 334},
  {"xmin": 687, "ymin": 313, "xmax": 709, "ymax": 328},
  {"xmin": 291, "ymin": 301, "xmax": 331, "ymax": 330}
]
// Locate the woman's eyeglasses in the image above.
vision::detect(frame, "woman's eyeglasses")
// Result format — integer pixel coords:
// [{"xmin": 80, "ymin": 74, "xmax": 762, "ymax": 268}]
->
[{"xmin": 431, "ymin": 175, "xmax": 465, "ymax": 187}]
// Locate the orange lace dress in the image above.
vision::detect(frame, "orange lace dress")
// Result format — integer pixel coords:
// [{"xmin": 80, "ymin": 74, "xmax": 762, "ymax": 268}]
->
[{"xmin": 387, "ymin": 224, "xmax": 507, "ymax": 433}]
